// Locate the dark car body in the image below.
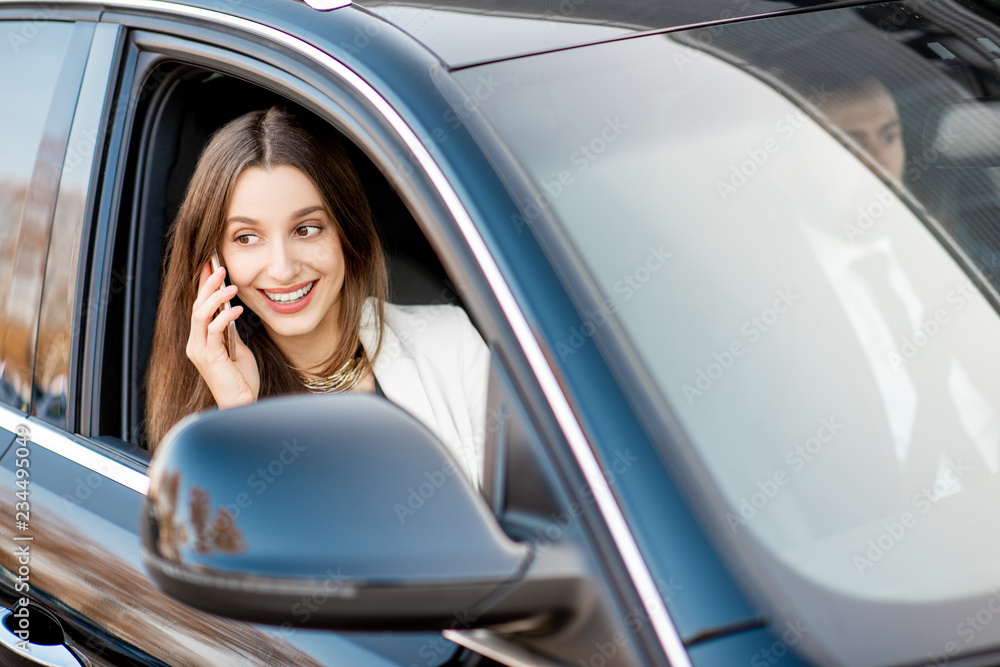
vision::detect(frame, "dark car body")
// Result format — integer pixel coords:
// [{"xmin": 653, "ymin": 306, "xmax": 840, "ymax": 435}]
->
[{"xmin": 4, "ymin": 0, "xmax": 1000, "ymax": 665}]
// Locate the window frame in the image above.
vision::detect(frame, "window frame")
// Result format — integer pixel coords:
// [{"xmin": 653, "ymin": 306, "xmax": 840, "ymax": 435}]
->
[{"xmin": 83, "ymin": 20, "xmax": 505, "ymax": 450}]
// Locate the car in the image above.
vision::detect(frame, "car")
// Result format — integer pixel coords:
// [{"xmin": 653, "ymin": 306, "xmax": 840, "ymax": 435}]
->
[{"xmin": 4, "ymin": 0, "xmax": 1000, "ymax": 664}]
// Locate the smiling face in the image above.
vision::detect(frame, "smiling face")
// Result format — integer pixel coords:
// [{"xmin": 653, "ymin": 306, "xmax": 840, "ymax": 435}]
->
[{"xmin": 221, "ymin": 164, "xmax": 346, "ymax": 362}]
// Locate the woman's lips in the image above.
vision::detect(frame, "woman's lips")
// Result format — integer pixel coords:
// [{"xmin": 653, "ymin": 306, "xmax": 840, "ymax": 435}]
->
[{"xmin": 258, "ymin": 280, "xmax": 317, "ymax": 314}]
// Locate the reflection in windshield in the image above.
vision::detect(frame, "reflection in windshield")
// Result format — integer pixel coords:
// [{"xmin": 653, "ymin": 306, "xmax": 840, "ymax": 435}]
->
[
  {"xmin": 457, "ymin": 3, "xmax": 1000, "ymax": 664},
  {"xmin": 823, "ymin": 76, "xmax": 906, "ymax": 182}
]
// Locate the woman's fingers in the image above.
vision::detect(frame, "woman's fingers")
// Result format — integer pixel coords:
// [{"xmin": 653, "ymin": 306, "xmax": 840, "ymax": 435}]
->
[
  {"xmin": 192, "ymin": 264, "xmax": 227, "ymax": 313},
  {"xmin": 185, "ymin": 263, "xmax": 258, "ymax": 408},
  {"xmin": 189, "ymin": 264, "xmax": 238, "ymax": 357},
  {"xmin": 206, "ymin": 304, "xmax": 243, "ymax": 337},
  {"xmin": 192, "ymin": 284, "xmax": 238, "ymax": 335}
]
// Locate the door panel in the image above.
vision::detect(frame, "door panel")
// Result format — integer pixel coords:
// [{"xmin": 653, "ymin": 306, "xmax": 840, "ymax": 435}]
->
[{"xmin": 0, "ymin": 412, "xmax": 399, "ymax": 665}]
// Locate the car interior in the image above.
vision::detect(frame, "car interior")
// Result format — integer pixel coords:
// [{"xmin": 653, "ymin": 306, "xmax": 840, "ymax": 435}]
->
[{"xmin": 104, "ymin": 63, "xmax": 466, "ymax": 451}]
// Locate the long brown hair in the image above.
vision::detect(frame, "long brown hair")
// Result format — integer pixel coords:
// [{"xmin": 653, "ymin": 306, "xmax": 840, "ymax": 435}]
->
[{"xmin": 144, "ymin": 108, "xmax": 388, "ymax": 449}]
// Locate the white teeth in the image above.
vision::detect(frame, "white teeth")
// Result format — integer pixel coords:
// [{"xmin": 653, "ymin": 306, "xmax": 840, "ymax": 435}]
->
[{"xmin": 264, "ymin": 282, "xmax": 314, "ymax": 304}]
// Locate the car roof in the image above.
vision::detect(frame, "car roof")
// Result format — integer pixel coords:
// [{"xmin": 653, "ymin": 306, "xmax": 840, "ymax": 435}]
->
[
  {"xmin": 151, "ymin": 0, "xmax": 861, "ymax": 69},
  {"xmin": 352, "ymin": 0, "xmax": 864, "ymax": 68}
]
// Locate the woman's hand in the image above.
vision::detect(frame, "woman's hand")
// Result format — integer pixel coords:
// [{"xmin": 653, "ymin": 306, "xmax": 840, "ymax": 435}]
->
[{"xmin": 186, "ymin": 263, "xmax": 260, "ymax": 409}]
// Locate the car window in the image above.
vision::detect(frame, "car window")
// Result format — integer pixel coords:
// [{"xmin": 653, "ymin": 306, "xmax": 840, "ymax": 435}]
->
[
  {"xmin": 34, "ymin": 23, "xmax": 119, "ymax": 430},
  {"xmin": 114, "ymin": 60, "xmax": 462, "ymax": 448},
  {"xmin": 0, "ymin": 21, "xmax": 82, "ymax": 413},
  {"xmin": 458, "ymin": 4, "xmax": 1000, "ymax": 665}
]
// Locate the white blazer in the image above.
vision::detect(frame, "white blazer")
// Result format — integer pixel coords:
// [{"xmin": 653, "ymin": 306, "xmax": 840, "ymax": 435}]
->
[{"xmin": 358, "ymin": 300, "xmax": 490, "ymax": 488}]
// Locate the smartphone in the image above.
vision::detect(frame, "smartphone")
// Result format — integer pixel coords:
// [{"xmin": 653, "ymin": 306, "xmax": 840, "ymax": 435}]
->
[{"xmin": 210, "ymin": 253, "xmax": 239, "ymax": 361}]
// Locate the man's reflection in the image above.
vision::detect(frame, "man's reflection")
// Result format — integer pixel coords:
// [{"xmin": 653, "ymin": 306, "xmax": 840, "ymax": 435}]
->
[{"xmin": 823, "ymin": 76, "xmax": 906, "ymax": 181}]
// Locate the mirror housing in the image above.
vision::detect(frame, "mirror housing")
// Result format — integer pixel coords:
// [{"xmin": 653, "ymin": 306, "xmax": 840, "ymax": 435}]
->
[{"xmin": 141, "ymin": 394, "xmax": 581, "ymax": 631}]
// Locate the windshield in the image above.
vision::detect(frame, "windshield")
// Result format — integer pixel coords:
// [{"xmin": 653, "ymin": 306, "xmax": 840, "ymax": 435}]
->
[{"xmin": 458, "ymin": 2, "xmax": 1000, "ymax": 664}]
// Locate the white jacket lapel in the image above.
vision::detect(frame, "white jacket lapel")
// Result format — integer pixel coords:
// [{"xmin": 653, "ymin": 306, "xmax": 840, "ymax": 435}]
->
[{"xmin": 359, "ymin": 301, "xmax": 439, "ymax": 441}]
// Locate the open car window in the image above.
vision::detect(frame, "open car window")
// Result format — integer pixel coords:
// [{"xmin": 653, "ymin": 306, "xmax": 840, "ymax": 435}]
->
[{"xmin": 111, "ymin": 62, "xmax": 463, "ymax": 449}]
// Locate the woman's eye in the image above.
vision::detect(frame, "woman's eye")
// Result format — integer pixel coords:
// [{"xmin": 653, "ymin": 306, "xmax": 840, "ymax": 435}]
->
[
  {"xmin": 295, "ymin": 225, "xmax": 320, "ymax": 238},
  {"xmin": 234, "ymin": 233, "xmax": 259, "ymax": 246}
]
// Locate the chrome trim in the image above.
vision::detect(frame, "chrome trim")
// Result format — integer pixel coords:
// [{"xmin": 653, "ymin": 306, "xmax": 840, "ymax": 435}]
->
[
  {"xmin": 443, "ymin": 629, "xmax": 563, "ymax": 667},
  {"xmin": 303, "ymin": 0, "xmax": 351, "ymax": 10},
  {"xmin": 143, "ymin": 552, "xmax": 360, "ymax": 597},
  {"xmin": 0, "ymin": 608, "xmax": 83, "ymax": 667},
  {"xmin": 0, "ymin": 406, "xmax": 150, "ymax": 495},
  {"xmin": 450, "ymin": 210, "xmax": 693, "ymax": 654},
  {"xmin": 0, "ymin": 1, "xmax": 692, "ymax": 663}
]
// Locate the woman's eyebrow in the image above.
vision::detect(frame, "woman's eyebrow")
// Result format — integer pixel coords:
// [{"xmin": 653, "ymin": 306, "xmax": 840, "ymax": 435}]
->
[
  {"xmin": 292, "ymin": 205, "xmax": 325, "ymax": 219},
  {"xmin": 225, "ymin": 206, "xmax": 325, "ymax": 226},
  {"xmin": 225, "ymin": 215, "xmax": 259, "ymax": 226}
]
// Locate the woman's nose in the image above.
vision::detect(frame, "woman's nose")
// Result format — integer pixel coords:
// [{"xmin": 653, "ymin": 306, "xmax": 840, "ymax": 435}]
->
[{"xmin": 266, "ymin": 239, "xmax": 299, "ymax": 283}]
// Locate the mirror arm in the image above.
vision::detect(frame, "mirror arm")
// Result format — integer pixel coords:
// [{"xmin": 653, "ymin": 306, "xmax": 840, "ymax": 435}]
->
[{"xmin": 470, "ymin": 541, "xmax": 593, "ymax": 635}]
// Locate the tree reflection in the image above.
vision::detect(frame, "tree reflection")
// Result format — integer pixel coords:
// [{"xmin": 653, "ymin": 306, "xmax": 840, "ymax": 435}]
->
[
  {"xmin": 153, "ymin": 470, "xmax": 246, "ymax": 560},
  {"xmin": 190, "ymin": 486, "xmax": 246, "ymax": 555}
]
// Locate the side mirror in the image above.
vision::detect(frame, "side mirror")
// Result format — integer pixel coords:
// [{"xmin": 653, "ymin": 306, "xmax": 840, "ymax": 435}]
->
[{"xmin": 141, "ymin": 394, "xmax": 581, "ymax": 631}]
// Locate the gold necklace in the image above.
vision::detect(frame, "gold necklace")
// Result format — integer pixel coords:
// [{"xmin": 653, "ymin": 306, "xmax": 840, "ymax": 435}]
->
[{"xmin": 293, "ymin": 347, "xmax": 367, "ymax": 394}]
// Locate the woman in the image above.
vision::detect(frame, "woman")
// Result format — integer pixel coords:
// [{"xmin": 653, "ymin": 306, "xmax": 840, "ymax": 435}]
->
[{"xmin": 145, "ymin": 108, "xmax": 489, "ymax": 487}]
